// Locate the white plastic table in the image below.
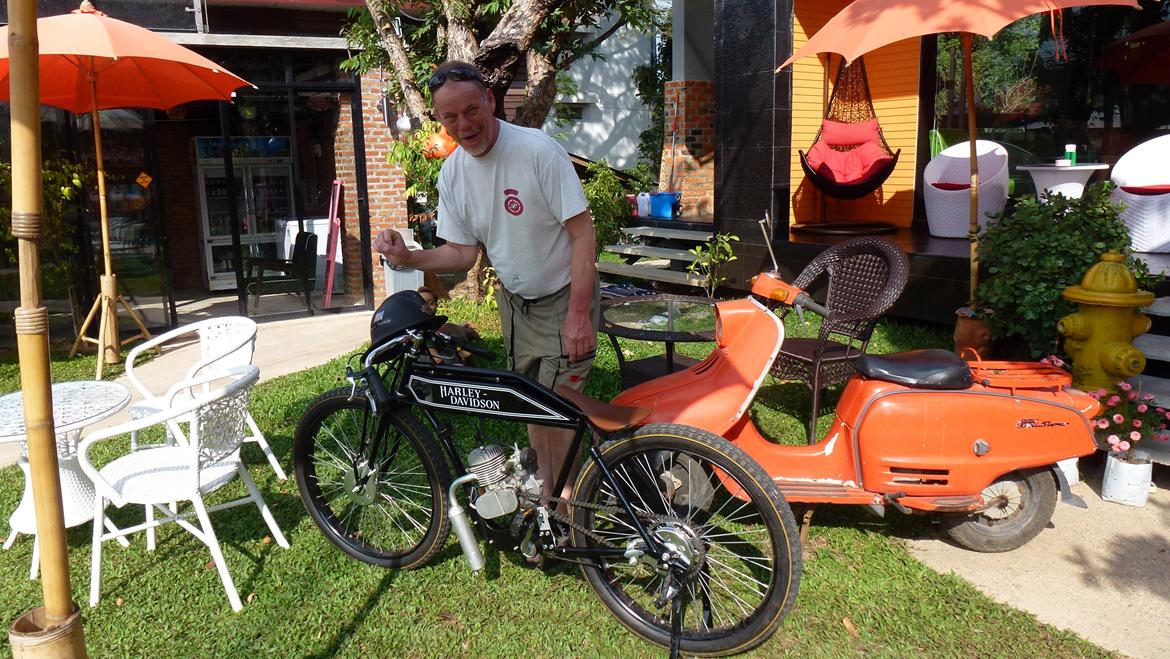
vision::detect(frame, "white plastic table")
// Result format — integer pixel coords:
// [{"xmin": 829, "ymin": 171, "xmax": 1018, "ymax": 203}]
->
[
  {"xmin": 0, "ymin": 381, "xmax": 130, "ymax": 577},
  {"xmin": 1018, "ymin": 164, "xmax": 1110, "ymax": 201}
]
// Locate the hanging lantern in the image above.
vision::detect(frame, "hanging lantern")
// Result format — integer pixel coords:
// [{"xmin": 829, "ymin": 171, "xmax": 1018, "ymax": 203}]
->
[{"xmin": 422, "ymin": 126, "xmax": 457, "ymax": 159}]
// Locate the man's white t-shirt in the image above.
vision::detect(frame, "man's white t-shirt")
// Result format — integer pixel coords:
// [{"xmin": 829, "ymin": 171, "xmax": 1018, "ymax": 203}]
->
[{"xmin": 436, "ymin": 120, "xmax": 588, "ymax": 300}]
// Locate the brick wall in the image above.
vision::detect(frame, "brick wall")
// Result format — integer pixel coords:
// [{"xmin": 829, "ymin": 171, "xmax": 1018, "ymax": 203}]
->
[
  {"xmin": 345, "ymin": 70, "xmax": 410, "ymax": 300},
  {"xmin": 661, "ymin": 81, "xmax": 716, "ymax": 218}
]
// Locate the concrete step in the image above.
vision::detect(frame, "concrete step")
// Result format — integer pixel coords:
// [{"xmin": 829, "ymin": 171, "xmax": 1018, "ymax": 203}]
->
[
  {"xmin": 596, "ymin": 261, "xmax": 706, "ymax": 287},
  {"xmin": 1129, "ymin": 374, "xmax": 1170, "ymax": 408},
  {"xmin": 622, "ymin": 226, "xmax": 713, "ymax": 242},
  {"xmin": 604, "ymin": 244, "xmax": 698, "ymax": 263},
  {"xmin": 1145, "ymin": 297, "xmax": 1170, "ymax": 317},
  {"xmin": 1135, "ymin": 333, "xmax": 1170, "ymax": 362}
]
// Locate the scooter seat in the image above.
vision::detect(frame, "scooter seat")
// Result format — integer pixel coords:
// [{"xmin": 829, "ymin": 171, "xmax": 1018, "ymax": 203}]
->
[{"xmin": 854, "ymin": 349, "xmax": 973, "ymax": 389}]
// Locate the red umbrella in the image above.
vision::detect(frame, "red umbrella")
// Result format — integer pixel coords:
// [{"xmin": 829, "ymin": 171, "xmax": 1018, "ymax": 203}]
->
[
  {"xmin": 777, "ymin": 0, "xmax": 1140, "ymax": 303},
  {"xmin": 0, "ymin": 0, "xmax": 253, "ymax": 376},
  {"xmin": 1102, "ymin": 20, "xmax": 1170, "ymax": 86}
]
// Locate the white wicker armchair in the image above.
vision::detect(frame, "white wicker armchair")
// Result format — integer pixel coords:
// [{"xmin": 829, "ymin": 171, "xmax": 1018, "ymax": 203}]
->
[
  {"xmin": 923, "ymin": 140, "xmax": 1010, "ymax": 238},
  {"xmin": 125, "ymin": 316, "xmax": 286, "ymax": 481},
  {"xmin": 79, "ymin": 365, "xmax": 289, "ymax": 612},
  {"xmin": 1111, "ymin": 134, "xmax": 1170, "ymax": 253}
]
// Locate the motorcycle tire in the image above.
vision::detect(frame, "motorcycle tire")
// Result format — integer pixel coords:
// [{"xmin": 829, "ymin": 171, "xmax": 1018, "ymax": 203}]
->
[
  {"xmin": 572, "ymin": 423, "xmax": 801, "ymax": 657},
  {"xmin": 293, "ymin": 387, "xmax": 451, "ymax": 568},
  {"xmin": 942, "ymin": 468, "xmax": 1057, "ymax": 553}
]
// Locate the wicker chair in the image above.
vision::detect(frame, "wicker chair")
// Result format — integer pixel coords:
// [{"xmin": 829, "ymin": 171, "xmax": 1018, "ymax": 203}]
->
[
  {"xmin": 923, "ymin": 140, "xmax": 1010, "ymax": 238},
  {"xmin": 1111, "ymin": 134, "xmax": 1170, "ymax": 253},
  {"xmin": 124, "ymin": 316, "xmax": 286, "ymax": 482},
  {"xmin": 769, "ymin": 237, "xmax": 909, "ymax": 442}
]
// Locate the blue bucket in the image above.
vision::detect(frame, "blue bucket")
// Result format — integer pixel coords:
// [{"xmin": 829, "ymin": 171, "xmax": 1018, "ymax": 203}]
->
[{"xmin": 650, "ymin": 192, "xmax": 681, "ymax": 219}]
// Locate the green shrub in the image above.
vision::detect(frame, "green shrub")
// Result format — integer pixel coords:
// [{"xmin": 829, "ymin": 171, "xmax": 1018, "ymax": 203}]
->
[
  {"xmin": 977, "ymin": 182, "xmax": 1158, "ymax": 357},
  {"xmin": 582, "ymin": 160, "xmax": 627, "ymax": 254}
]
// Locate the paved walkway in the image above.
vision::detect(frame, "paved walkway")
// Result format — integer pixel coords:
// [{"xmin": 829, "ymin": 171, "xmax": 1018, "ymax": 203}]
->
[
  {"xmin": 0, "ymin": 310, "xmax": 372, "ymax": 469},
  {"xmin": 908, "ymin": 458, "xmax": 1170, "ymax": 659}
]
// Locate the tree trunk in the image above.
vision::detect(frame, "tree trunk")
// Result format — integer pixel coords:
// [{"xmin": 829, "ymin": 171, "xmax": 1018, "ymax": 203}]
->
[
  {"xmin": 474, "ymin": 0, "xmax": 556, "ymax": 115},
  {"xmin": 439, "ymin": 0, "xmax": 479, "ymax": 63},
  {"xmin": 513, "ymin": 49, "xmax": 558, "ymax": 128}
]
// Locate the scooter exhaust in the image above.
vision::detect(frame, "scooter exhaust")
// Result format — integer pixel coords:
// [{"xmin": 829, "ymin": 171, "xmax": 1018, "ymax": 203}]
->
[{"xmin": 448, "ymin": 474, "xmax": 485, "ymax": 573}]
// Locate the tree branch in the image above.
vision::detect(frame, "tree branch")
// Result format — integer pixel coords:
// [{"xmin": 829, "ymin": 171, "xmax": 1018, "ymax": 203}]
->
[{"xmin": 365, "ymin": 0, "xmax": 428, "ymax": 119}]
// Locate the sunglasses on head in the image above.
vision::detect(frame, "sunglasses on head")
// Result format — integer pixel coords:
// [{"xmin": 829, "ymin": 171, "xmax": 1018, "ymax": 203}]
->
[{"xmin": 427, "ymin": 66, "xmax": 485, "ymax": 91}]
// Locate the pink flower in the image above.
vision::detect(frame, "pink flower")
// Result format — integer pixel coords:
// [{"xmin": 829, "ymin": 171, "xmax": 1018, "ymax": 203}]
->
[
  {"xmin": 1107, "ymin": 435, "xmax": 1120, "ymax": 445},
  {"xmin": 1119, "ymin": 440, "xmax": 1132, "ymax": 451},
  {"xmin": 1108, "ymin": 396, "xmax": 1122, "ymax": 406},
  {"xmin": 1096, "ymin": 389, "xmax": 1109, "ymax": 398},
  {"xmin": 1134, "ymin": 420, "xmax": 1144, "ymax": 429},
  {"xmin": 1129, "ymin": 391, "xmax": 1139, "ymax": 400},
  {"xmin": 1159, "ymin": 435, "xmax": 1170, "ymax": 442},
  {"xmin": 1130, "ymin": 431, "xmax": 1142, "ymax": 441},
  {"xmin": 1145, "ymin": 394, "xmax": 1157, "ymax": 402},
  {"xmin": 1139, "ymin": 404, "xmax": 1149, "ymax": 413},
  {"xmin": 1113, "ymin": 414, "xmax": 1125, "ymax": 424},
  {"xmin": 1119, "ymin": 381, "xmax": 1133, "ymax": 391},
  {"xmin": 1097, "ymin": 418, "xmax": 1110, "ymax": 429},
  {"xmin": 1158, "ymin": 408, "xmax": 1166, "ymax": 414}
]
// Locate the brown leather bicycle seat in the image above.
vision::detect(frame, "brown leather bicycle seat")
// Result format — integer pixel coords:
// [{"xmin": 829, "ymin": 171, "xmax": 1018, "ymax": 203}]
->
[{"xmin": 556, "ymin": 385, "xmax": 650, "ymax": 433}]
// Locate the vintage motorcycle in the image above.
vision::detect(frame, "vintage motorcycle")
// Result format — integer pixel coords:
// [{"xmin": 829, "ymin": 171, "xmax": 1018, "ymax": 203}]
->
[
  {"xmin": 292, "ymin": 290, "xmax": 802, "ymax": 657},
  {"xmin": 611, "ymin": 221, "xmax": 1101, "ymax": 552}
]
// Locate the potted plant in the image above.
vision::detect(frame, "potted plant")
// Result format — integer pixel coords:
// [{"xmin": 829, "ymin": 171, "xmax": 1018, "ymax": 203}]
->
[
  {"xmin": 1092, "ymin": 381, "xmax": 1170, "ymax": 506},
  {"xmin": 975, "ymin": 182, "xmax": 1159, "ymax": 359}
]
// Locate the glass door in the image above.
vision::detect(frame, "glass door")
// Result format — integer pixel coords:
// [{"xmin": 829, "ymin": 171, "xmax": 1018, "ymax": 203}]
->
[{"xmin": 199, "ymin": 165, "xmax": 247, "ymax": 290}]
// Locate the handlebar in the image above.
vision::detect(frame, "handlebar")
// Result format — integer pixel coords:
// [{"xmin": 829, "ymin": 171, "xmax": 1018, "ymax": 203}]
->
[
  {"xmin": 792, "ymin": 292, "xmax": 832, "ymax": 318},
  {"xmin": 436, "ymin": 329, "xmax": 494, "ymax": 359}
]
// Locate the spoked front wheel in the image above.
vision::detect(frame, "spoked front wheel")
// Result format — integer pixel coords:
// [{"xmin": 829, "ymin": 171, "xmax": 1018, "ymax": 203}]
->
[
  {"xmin": 572, "ymin": 424, "xmax": 801, "ymax": 656},
  {"xmin": 293, "ymin": 387, "xmax": 451, "ymax": 568}
]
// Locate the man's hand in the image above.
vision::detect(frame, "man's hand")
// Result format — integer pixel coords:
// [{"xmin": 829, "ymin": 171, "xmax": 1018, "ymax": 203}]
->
[
  {"xmin": 373, "ymin": 229, "xmax": 414, "ymax": 267},
  {"xmin": 562, "ymin": 308, "xmax": 596, "ymax": 363}
]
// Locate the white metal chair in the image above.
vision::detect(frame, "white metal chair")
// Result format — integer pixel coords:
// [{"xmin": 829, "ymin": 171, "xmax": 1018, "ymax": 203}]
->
[
  {"xmin": 1112, "ymin": 135, "xmax": 1170, "ymax": 253},
  {"xmin": 923, "ymin": 140, "xmax": 1010, "ymax": 238},
  {"xmin": 125, "ymin": 316, "xmax": 287, "ymax": 481},
  {"xmin": 79, "ymin": 365, "xmax": 289, "ymax": 612}
]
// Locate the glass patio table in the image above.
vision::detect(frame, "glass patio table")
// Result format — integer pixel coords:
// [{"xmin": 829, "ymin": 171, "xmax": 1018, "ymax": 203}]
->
[{"xmin": 600, "ymin": 294, "xmax": 717, "ymax": 388}]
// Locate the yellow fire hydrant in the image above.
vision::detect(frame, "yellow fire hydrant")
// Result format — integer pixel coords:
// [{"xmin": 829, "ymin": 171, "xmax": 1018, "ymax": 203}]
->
[{"xmin": 1058, "ymin": 252, "xmax": 1153, "ymax": 392}]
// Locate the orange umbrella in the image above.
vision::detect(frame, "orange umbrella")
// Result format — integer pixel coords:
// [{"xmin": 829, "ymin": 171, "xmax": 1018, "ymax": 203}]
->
[
  {"xmin": 1102, "ymin": 20, "xmax": 1170, "ymax": 86},
  {"xmin": 0, "ymin": 0, "xmax": 253, "ymax": 376},
  {"xmin": 777, "ymin": 0, "xmax": 1139, "ymax": 304}
]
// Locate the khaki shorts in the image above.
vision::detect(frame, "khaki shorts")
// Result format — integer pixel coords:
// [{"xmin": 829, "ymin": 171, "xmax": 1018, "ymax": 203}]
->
[{"xmin": 496, "ymin": 277, "xmax": 601, "ymax": 392}]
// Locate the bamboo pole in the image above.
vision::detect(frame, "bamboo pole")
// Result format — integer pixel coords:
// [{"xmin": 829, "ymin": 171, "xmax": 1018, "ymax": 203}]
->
[
  {"xmin": 963, "ymin": 33, "xmax": 981, "ymax": 306},
  {"xmin": 6, "ymin": 0, "xmax": 88, "ymax": 653}
]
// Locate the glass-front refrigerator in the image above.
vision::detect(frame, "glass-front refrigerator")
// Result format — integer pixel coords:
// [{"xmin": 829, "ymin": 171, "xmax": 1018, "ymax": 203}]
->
[{"xmin": 194, "ymin": 136, "xmax": 294, "ymax": 290}]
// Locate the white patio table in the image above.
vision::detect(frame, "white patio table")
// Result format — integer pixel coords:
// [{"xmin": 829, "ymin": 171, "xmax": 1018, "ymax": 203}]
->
[
  {"xmin": 0, "ymin": 380, "xmax": 131, "ymax": 577},
  {"xmin": 1018, "ymin": 163, "xmax": 1110, "ymax": 201}
]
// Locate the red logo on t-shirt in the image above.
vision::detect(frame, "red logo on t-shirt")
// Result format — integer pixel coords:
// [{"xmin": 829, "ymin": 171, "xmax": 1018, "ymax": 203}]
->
[{"xmin": 503, "ymin": 188, "xmax": 524, "ymax": 216}]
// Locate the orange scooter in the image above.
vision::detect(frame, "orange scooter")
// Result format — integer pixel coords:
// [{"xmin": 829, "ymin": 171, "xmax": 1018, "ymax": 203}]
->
[{"xmin": 613, "ymin": 224, "xmax": 1101, "ymax": 552}]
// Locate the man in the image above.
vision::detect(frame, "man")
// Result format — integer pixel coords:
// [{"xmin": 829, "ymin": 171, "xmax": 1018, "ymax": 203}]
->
[{"xmin": 374, "ymin": 61, "xmax": 600, "ymax": 502}]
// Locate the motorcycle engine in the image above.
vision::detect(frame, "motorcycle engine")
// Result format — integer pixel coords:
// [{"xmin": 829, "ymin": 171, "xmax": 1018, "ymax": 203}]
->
[{"xmin": 466, "ymin": 444, "xmax": 542, "ymax": 519}]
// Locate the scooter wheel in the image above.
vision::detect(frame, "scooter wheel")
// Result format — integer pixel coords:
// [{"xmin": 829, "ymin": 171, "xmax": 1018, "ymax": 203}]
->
[{"xmin": 942, "ymin": 468, "xmax": 1057, "ymax": 553}]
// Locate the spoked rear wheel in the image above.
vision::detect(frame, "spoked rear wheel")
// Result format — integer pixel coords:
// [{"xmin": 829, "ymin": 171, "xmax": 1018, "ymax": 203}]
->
[
  {"xmin": 572, "ymin": 424, "xmax": 801, "ymax": 656},
  {"xmin": 293, "ymin": 387, "xmax": 451, "ymax": 568}
]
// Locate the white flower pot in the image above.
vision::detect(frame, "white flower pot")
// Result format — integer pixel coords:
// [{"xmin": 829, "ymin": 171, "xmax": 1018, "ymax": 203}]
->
[
  {"xmin": 1101, "ymin": 452, "xmax": 1153, "ymax": 507},
  {"xmin": 1057, "ymin": 457, "xmax": 1080, "ymax": 487}
]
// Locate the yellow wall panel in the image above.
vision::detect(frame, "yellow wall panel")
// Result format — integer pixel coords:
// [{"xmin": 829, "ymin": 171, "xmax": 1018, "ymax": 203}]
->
[{"xmin": 789, "ymin": 0, "xmax": 920, "ymax": 227}]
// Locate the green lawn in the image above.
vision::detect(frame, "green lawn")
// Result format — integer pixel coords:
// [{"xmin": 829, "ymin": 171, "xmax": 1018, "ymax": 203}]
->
[{"xmin": 0, "ymin": 298, "xmax": 1112, "ymax": 657}]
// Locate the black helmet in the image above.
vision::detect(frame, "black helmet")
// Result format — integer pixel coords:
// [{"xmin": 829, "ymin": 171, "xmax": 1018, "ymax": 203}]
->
[{"xmin": 370, "ymin": 290, "xmax": 446, "ymax": 351}]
